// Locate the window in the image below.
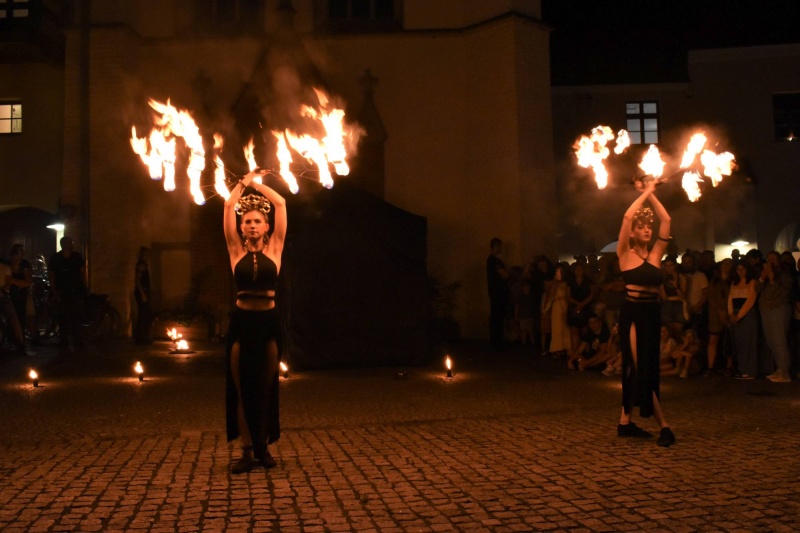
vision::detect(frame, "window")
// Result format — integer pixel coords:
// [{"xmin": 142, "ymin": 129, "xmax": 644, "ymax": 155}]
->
[
  {"xmin": 0, "ymin": 101, "xmax": 22, "ymax": 134},
  {"xmin": 193, "ymin": 0, "xmax": 263, "ymax": 33},
  {"xmin": 773, "ymin": 92, "xmax": 800, "ymax": 142},
  {"xmin": 321, "ymin": 0, "xmax": 401, "ymax": 32},
  {"xmin": 0, "ymin": 0, "xmax": 30, "ymax": 20},
  {"xmin": 625, "ymin": 101, "xmax": 660, "ymax": 145}
]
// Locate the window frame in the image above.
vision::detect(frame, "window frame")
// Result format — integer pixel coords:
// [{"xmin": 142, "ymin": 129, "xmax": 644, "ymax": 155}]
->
[
  {"xmin": 625, "ymin": 100, "xmax": 660, "ymax": 145},
  {"xmin": 0, "ymin": 100, "xmax": 23, "ymax": 135}
]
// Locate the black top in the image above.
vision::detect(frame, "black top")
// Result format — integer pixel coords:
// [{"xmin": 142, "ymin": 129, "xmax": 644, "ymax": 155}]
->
[
  {"xmin": 48, "ymin": 252, "xmax": 86, "ymax": 294},
  {"xmin": 622, "ymin": 260, "xmax": 663, "ymax": 287},
  {"xmin": 234, "ymin": 252, "xmax": 278, "ymax": 295},
  {"xmin": 487, "ymin": 255, "xmax": 508, "ymax": 299},
  {"xmin": 136, "ymin": 259, "xmax": 151, "ymax": 293}
]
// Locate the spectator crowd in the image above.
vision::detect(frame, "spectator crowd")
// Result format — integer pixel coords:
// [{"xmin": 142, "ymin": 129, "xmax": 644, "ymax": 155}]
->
[{"xmin": 491, "ymin": 241, "xmax": 800, "ymax": 383}]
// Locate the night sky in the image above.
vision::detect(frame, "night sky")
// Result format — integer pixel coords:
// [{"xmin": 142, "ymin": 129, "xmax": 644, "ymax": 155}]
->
[{"xmin": 541, "ymin": 1, "xmax": 800, "ymax": 85}]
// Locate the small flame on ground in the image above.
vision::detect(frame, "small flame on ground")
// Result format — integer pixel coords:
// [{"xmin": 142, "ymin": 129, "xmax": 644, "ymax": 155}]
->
[
  {"xmin": 176, "ymin": 340, "xmax": 189, "ymax": 351},
  {"xmin": 134, "ymin": 361, "xmax": 144, "ymax": 374},
  {"xmin": 29, "ymin": 369, "xmax": 38, "ymax": 380},
  {"xmin": 445, "ymin": 356, "xmax": 452, "ymax": 370},
  {"xmin": 279, "ymin": 361, "xmax": 288, "ymax": 373}
]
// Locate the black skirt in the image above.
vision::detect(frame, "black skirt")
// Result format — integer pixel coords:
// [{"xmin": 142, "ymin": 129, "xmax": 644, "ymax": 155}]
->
[
  {"xmin": 226, "ymin": 307, "xmax": 282, "ymax": 449},
  {"xmin": 619, "ymin": 300, "xmax": 661, "ymax": 418}
]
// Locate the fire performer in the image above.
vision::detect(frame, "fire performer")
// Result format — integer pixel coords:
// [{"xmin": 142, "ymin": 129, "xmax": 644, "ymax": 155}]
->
[
  {"xmin": 616, "ymin": 179, "xmax": 676, "ymax": 447},
  {"xmin": 223, "ymin": 168, "xmax": 287, "ymax": 473}
]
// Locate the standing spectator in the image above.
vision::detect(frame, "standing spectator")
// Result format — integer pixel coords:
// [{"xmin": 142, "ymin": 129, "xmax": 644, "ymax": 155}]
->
[
  {"xmin": 567, "ymin": 263, "xmax": 595, "ymax": 352},
  {"xmin": 788, "ymin": 255, "xmax": 800, "ymax": 378},
  {"xmin": 514, "ymin": 282, "xmax": 536, "ymax": 349},
  {"xmin": 1, "ymin": 261, "xmax": 27, "ymax": 355},
  {"xmin": 660, "ymin": 257, "xmax": 687, "ymax": 339},
  {"xmin": 706, "ymin": 259, "xmax": 734, "ymax": 376},
  {"xmin": 682, "ymin": 252, "xmax": 709, "ymax": 369},
  {"xmin": 9, "ymin": 244, "xmax": 37, "ymax": 346},
  {"xmin": 529, "ymin": 255, "xmax": 552, "ymax": 352},
  {"xmin": 543, "ymin": 263, "xmax": 571, "ymax": 357},
  {"xmin": 487, "ymin": 238, "xmax": 510, "ymax": 351},
  {"xmin": 134, "ymin": 247, "xmax": 153, "ymax": 344},
  {"xmin": 729, "ymin": 260, "xmax": 759, "ymax": 379},
  {"xmin": 597, "ymin": 255, "xmax": 626, "ymax": 333},
  {"xmin": 759, "ymin": 251, "xmax": 793, "ymax": 383},
  {"xmin": 49, "ymin": 236, "xmax": 87, "ymax": 352}
]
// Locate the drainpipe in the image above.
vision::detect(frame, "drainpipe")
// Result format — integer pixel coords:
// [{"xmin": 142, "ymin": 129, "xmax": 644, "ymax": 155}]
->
[{"xmin": 79, "ymin": 0, "xmax": 90, "ymax": 283}]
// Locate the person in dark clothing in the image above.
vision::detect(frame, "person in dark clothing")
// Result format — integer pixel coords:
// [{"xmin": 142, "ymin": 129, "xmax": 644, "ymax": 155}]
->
[
  {"xmin": 48, "ymin": 236, "xmax": 87, "ymax": 351},
  {"xmin": 134, "ymin": 247, "xmax": 153, "ymax": 344},
  {"xmin": 224, "ymin": 169, "xmax": 287, "ymax": 474},
  {"xmin": 487, "ymin": 237, "xmax": 510, "ymax": 350},
  {"xmin": 616, "ymin": 178, "xmax": 675, "ymax": 447}
]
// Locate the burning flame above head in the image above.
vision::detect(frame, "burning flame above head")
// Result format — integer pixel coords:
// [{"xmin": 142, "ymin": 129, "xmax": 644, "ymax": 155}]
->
[
  {"xmin": 682, "ymin": 171, "xmax": 704, "ymax": 202},
  {"xmin": 638, "ymin": 144, "xmax": 666, "ymax": 178},
  {"xmin": 680, "ymin": 132, "xmax": 707, "ymax": 169},
  {"xmin": 574, "ymin": 126, "xmax": 630, "ymax": 189},
  {"xmin": 29, "ymin": 369, "xmax": 38, "ymax": 380},
  {"xmin": 700, "ymin": 150, "xmax": 735, "ymax": 187},
  {"xmin": 166, "ymin": 328, "xmax": 183, "ymax": 341},
  {"xmin": 134, "ymin": 361, "xmax": 144, "ymax": 374},
  {"xmin": 445, "ymin": 356, "xmax": 452, "ymax": 370},
  {"xmin": 131, "ymin": 88, "xmax": 359, "ymax": 202}
]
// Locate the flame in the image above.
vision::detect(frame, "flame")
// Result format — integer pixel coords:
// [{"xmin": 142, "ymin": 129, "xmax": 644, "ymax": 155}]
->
[
  {"xmin": 614, "ymin": 130, "xmax": 630, "ymax": 155},
  {"xmin": 681, "ymin": 171, "xmax": 704, "ymax": 202},
  {"xmin": 29, "ymin": 369, "xmax": 38, "ymax": 380},
  {"xmin": 279, "ymin": 362, "xmax": 288, "ymax": 373},
  {"xmin": 273, "ymin": 131, "xmax": 300, "ymax": 194},
  {"xmin": 176, "ymin": 339, "xmax": 189, "ymax": 351},
  {"xmin": 445, "ymin": 356, "xmax": 452, "ymax": 370},
  {"xmin": 132, "ymin": 88, "xmax": 358, "ymax": 200},
  {"xmin": 638, "ymin": 144, "xmax": 666, "ymax": 178},
  {"xmin": 680, "ymin": 132, "xmax": 707, "ymax": 169},
  {"xmin": 574, "ymin": 126, "xmax": 615, "ymax": 189},
  {"xmin": 166, "ymin": 328, "xmax": 183, "ymax": 341},
  {"xmin": 700, "ymin": 150, "xmax": 735, "ymax": 187},
  {"xmin": 134, "ymin": 361, "xmax": 144, "ymax": 374}
]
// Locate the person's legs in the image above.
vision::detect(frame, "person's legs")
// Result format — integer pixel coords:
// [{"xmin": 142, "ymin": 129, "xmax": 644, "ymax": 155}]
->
[
  {"xmin": 256, "ymin": 340, "xmax": 280, "ymax": 468},
  {"xmin": 229, "ymin": 342, "xmax": 256, "ymax": 473}
]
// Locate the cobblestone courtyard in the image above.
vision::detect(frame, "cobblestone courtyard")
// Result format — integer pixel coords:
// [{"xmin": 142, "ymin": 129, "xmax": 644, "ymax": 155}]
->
[{"xmin": 1, "ymin": 340, "xmax": 799, "ymax": 532}]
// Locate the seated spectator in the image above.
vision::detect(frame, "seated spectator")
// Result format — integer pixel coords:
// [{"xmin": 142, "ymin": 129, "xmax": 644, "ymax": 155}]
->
[
  {"xmin": 568, "ymin": 314, "xmax": 611, "ymax": 371},
  {"xmin": 671, "ymin": 329, "xmax": 700, "ymax": 378},
  {"xmin": 601, "ymin": 322, "xmax": 622, "ymax": 376},
  {"xmin": 659, "ymin": 325, "xmax": 678, "ymax": 376}
]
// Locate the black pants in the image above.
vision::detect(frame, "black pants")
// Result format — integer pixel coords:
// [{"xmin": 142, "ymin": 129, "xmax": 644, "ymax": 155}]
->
[
  {"xmin": 57, "ymin": 291, "xmax": 84, "ymax": 346},
  {"xmin": 134, "ymin": 291, "xmax": 153, "ymax": 343}
]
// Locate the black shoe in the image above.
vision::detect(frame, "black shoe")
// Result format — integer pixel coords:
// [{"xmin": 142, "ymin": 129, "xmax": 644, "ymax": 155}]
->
[
  {"xmin": 617, "ymin": 422, "xmax": 653, "ymax": 438},
  {"xmin": 230, "ymin": 449, "xmax": 258, "ymax": 474},
  {"xmin": 657, "ymin": 427, "xmax": 676, "ymax": 447},
  {"xmin": 255, "ymin": 448, "xmax": 277, "ymax": 469}
]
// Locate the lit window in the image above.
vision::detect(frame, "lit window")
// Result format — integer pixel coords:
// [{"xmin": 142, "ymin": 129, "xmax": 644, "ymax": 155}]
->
[
  {"xmin": 323, "ymin": 0, "xmax": 400, "ymax": 31},
  {"xmin": 0, "ymin": 0, "xmax": 29, "ymax": 19},
  {"xmin": 773, "ymin": 93, "xmax": 800, "ymax": 142},
  {"xmin": 0, "ymin": 102, "xmax": 22, "ymax": 134},
  {"xmin": 626, "ymin": 101, "xmax": 659, "ymax": 145}
]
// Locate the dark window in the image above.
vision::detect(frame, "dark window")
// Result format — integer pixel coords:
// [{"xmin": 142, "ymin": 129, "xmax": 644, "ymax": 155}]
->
[
  {"xmin": 773, "ymin": 93, "xmax": 800, "ymax": 142},
  {"xmin": 194, "ymin": 0, "xmax": 263, "ymax": 34},
  {"xmin": 322, "ymin": 0, "xmax": 400, "ymax": 32},
  {"xmin": 625, "ymin": 101, "xmax": 659, "ymax": 145},
  {"xmin": 0, "ymin": 101, "xmax": 23, "ymax": 134}
]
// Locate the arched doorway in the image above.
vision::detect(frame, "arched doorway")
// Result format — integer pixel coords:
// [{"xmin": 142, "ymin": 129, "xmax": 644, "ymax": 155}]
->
[{"xmin": 774, "ymin": 222, "xmax": 800, "ymax": 252}]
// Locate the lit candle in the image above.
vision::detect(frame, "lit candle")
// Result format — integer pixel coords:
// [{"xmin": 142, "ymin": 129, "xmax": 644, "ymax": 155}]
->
[
  {"xmin": 445, "ymin": 356, "xmax": 453, "ymax": 378},
  {"xmin": 279, "ymin": 361, "xmax": 289, "ymax": 379},
  {"xmin": 29, "ymin": 369, "xmax": 39, "ymax": 388},
  {"xmin": 134, "ymin": 361, "xmax": 144, "ymax": 381}
]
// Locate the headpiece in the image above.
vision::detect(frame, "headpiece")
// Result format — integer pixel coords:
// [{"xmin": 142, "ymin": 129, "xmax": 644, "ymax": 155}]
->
[
  {"xmin": 632, "ymin": 206, "xmax": 654, "ymax": 226},
  {"xmin": 235, "ymin": 193, "xmax": 271, "ymax": 219}
]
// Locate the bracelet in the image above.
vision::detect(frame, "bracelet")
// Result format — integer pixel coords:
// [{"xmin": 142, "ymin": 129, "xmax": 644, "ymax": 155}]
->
[{"xmin": 657, "ymin": 235, "xmax": 671, "ymax": 242}]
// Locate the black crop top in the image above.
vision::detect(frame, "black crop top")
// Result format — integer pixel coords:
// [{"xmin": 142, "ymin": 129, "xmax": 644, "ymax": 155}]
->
[
  {"xmin": 234, "ymin": 252, "xmax": 278, "ymax": 297},
  {"xmin": 622, "ymin": 260, "xmax": 663, "ymax": 286}
]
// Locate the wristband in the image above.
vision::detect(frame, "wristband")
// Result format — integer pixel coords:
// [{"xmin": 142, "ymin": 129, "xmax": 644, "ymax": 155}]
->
[{"xmin": 657, "ymin": 235, "xmax": 671, "ymax": 242}]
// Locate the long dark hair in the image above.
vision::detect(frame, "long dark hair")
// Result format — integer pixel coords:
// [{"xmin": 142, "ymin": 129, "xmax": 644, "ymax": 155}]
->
[{"xmin": 732, "ymin": 259, "xmax": 756, "ymax": 284}]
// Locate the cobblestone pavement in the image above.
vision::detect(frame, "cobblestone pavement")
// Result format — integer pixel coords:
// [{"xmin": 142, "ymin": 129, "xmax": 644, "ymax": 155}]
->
[{"xmin": 1, "ymin": 339, "xmax": 799, "ymax": 532}]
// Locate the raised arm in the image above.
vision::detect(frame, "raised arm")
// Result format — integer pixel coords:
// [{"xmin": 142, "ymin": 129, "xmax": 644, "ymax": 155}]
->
[
  {"xmin": 248, "ymin": 178, "xmax": 287, "ymax": 258},
  {"xmin": 223, "ymin": 170, "xmax": 260, "ymax": 260},
  {"xmin": 648, "ymin": 191, "xmax": 671, "ymax": 260},
  {"xmin": 617, "ymin": 180, "xmax": 655, "ymax": 258}
]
